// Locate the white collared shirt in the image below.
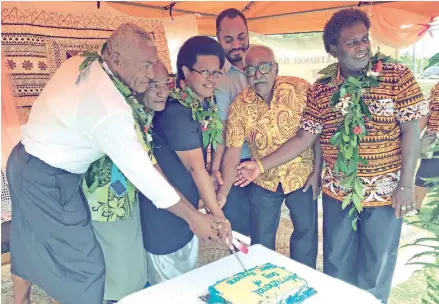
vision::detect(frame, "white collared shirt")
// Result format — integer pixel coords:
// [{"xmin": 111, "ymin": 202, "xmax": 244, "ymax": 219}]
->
[{"xmin": 21, "ymin": 56, "xmax": 179, "ymax": 209}]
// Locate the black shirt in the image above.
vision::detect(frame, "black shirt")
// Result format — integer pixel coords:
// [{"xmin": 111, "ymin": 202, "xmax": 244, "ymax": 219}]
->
[{"xmin": 139, "ymin": 97, "xmax": 207, "ymax": 255}]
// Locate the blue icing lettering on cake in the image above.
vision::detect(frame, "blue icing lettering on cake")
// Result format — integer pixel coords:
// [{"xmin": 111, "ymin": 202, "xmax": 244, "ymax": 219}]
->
[{"xmin": 208, "ymin": 263, "xmax": 316, "ymax": 304}]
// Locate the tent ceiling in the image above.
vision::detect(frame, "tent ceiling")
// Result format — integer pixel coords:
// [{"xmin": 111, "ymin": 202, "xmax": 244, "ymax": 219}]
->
[{"xmin": 109, "ymin": 1, "xmax": 439, "ymax": 35}]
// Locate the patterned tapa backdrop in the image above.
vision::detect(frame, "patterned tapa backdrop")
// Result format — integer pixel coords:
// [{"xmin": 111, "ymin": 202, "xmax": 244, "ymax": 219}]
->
[{"xmin": 1, "ymin": 4, "xmax": 172, "ymax": 124}]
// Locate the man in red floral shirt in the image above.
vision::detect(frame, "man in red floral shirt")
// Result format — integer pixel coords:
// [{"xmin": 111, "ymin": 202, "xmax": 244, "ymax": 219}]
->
[{"xmin": 235, "ymin": 9, "xmax": 428, "ymax": 303}]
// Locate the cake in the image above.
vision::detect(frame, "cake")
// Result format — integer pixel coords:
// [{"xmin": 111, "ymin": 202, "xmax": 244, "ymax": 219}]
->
[{"xmin": 207, "ymin": 263, "xmax": 316, "ymax": 304}]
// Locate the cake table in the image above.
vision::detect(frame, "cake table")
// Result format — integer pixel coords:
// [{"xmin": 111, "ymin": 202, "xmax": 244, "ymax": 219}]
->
[{"xmin": 118, "ymin": 244, "xmax": 381, "ymax": 304}]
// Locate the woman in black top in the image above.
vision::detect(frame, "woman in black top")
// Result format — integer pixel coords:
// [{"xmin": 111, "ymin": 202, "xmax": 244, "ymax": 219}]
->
[{"xmin": 139, "ymin": 36, "xmax": 232, "ymax": 285}]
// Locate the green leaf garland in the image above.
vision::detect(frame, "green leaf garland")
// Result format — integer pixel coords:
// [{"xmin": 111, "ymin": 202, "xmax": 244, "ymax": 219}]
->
[
  {"xmin": 169, "ymin": 87, "xmax": 224, "ymax": 150},
  {"xmin": 78, "ymin": 46, "xmax": 154, "ymax": 156},
  {"xmin": 318, "ymin": 50, "xmax": 399, "ymax": 230}
]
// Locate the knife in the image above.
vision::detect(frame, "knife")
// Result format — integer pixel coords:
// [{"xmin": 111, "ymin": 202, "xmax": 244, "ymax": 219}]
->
[{"xmin": 226, "ymin": 238, "xmax": 247, "ymax": 271}]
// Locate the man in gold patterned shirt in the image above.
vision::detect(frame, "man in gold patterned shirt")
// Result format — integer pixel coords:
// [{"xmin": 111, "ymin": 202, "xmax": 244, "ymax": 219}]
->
[
  {"xmin": 218, "ymin": 45, "xmax": 323, "ymax": 269},
  {"xmin": 235, "ymin": 9, "xmax": 428, "ymax": 303}
]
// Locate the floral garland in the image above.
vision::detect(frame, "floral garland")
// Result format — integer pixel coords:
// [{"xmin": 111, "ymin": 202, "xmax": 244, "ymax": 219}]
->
[
  {"xmin": 318, "ymin": 50, "xmax": 398, "ymax": 230},
  {"xmin": 79, "ymin": 48, "xmax": 154, "ymax": 155},
  {"xmin": 78, "ymin": 46, "xmax": 155, "ymax": 222},
  {"xmin": 169, "ymin": 86, "xmax": 223, "ymax": 150}
]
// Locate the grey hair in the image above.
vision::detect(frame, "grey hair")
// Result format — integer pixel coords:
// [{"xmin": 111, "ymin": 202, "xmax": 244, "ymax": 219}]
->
[
  {"xmin": 106, "ymin": 23, "xmax": 155, "ymax": 54},
  {"xmin": 245, "ymin": 45, "xmax": 276, "ymax": 63}
]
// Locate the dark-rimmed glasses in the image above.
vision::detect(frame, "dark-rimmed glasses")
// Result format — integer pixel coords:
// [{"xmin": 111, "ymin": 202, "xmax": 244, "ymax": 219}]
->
[
  {"xmin": 190, "ymin": 68, "xmax": 223, "ymax": 79},
  {"xmin": 244, "ymin": 62, "xmax": 275, "ymax": 77}
]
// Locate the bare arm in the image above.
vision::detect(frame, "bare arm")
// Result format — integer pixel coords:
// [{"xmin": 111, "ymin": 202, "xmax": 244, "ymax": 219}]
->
[
  {"xmin": 419, "ymin": 113, "xmax": 435, "ymax": 156},
  {"xmin": 312, "ymin": 138, "xmax": 323, "ymax": 175},
  {"xmin": 152, "ymin": 164, "xmax": 221, "ymax": 242},
  {"xmin": 418, "ymin": 113, "xmax": 431, "ymax": 132},
  {"xmin": 210, "ymin": 123, "xmax": 227, "ymax": 189},
  {"xmin": 392, "ymin": 119, "xmax": 420, "ymax": 218},
  {"xmin": 298, "ymin": 136, "xmax": 324, "ymax": 199},
  {"xmin": 176, "ymin": 148, "xmax": 226, "ymax": 218},
  {"xmin": 399, "ymin": 120, "xmax": 421, "ymax": 187},
  {"xmin": 210, "ymin": 122, "xmax": 227, "ymax": 173},
  {"xmin": 260, "ymin": 130, "xmax": 318, "ymax": 171},
  {"xmin": 153, "ymin": 164, "xmax": 197, "ymax": 219},
  {"xmin": 218, "ymin": 146, "xmax": 243, "ymax": 198}
]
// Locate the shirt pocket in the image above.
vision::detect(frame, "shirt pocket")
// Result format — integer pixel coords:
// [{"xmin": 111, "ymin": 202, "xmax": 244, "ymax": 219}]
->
[
  {"xmin": 368, "ymin": 98, "xmax": 395, "ymax": 117},
  {"xmin": 365, "ymin": 98, "xmax": 398, "ymax": 135}
]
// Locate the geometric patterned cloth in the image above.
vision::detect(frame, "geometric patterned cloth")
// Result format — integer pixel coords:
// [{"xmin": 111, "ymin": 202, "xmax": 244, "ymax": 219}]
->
[
  {"xmin": 301, "ymin": 63, "xmax": 428, "ymax": 207},
  {"xmin": 1, "ymin": 3, "xmax": 172, "ymax": 124},
  {"xmin": 1, "ymin": 170, "xmax": 12, "ymax": 223}
]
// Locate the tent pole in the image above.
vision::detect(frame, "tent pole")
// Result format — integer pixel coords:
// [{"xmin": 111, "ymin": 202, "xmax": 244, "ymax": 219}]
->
[
  {"xmin": 246, "ymin": 1, "xmax": 395, "ymax": 21},
  {"xmin": 242, "ymin": 2, "xmax": 255, "ymax": 14}
]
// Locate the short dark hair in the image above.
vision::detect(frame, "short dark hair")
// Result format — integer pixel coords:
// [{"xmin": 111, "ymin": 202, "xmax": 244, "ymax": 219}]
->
[
  {"xmin": 323, "ymin": 8, "xmax": 371, "ymax": 53},
  {"xmin": 216, "ymin": 8, "xmax": 248, "ymax": 34},
  {"xmin": 176, "ymin": 36, "xmax": 225, "ymax": 86}
]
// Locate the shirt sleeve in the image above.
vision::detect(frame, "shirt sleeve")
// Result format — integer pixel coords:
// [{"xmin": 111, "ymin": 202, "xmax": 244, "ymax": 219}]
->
[
  {"xmin": 160, "ymin": 102, "xmax": 202, "ymax": 151},
  {"xmin": 394, "ymin": 65, "xmax": 428, "ymax": 123},
  {"xmin": 225, "ymin": 95, "xmax": 245, "ymax": 148},
  {"xmin": 215, "ymin": 81, "xmax": 232, "ymax": 121},
  {"xmin": 91, "ymin": 111, "xmax": 180, "ymax": 209},
  {"xmin": 300, "ymin": 84, "xmax": 324, "ymax": 135},
  {"xmin": 426, "ymin": 84, "xmax": 439, "ymax": 138}
]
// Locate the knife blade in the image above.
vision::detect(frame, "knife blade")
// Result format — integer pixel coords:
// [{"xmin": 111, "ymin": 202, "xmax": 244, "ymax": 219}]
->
[{"xmin": 226, "ymin": 238, "xmax": 247, "ymax": 271}]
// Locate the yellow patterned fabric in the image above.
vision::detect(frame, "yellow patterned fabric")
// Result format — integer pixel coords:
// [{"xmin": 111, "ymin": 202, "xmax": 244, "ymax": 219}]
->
[
  {"xmin": 301, "ymin": 63, "xmax": 428, "ymax": 207},
  {"xmin": 226, "ymin": 76, "xmax": 314, "ymax": 194},
  {"xmin": 426, "ymin": 83, "xmax": 439, "ymax": 138}
]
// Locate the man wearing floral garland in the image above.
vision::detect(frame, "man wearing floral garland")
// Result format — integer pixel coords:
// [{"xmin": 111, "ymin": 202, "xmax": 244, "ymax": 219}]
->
[
  {"xmin": 235, "ymin": 9, "xmax": 428, "ymax": 302},
  {"xmin": 218, "ymin": 45, "xmax": 323, "ymax": 269},
  {"xmin": 6, "ymin": 23, "xmax": 224, "ymax": 304},
  {"xmin": 82, "ymin": 60, "xmax": 180, "ymax": 303}
]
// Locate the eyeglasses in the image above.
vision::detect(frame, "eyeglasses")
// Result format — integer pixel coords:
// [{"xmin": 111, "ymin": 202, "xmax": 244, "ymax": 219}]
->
[
  {"xmin": 190, "ymin": 68, "xmax": 223, "ymax": 79},
  {"xmin": 244, "ymin": 62, "xmax": 275, "ymax": 77}
]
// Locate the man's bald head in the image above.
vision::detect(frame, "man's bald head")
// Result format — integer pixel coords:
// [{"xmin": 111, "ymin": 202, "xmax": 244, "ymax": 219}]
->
[
  {"xmin": 245, "ymin": 45, "xmax": 275, "ymax": 64},
  {"xmin": 103, "ymin": 23, "xmax": 158, "ymax": 94},
  {"xmin": 106, "ymin": 23, "xmax": 155, "ymax": 54}
]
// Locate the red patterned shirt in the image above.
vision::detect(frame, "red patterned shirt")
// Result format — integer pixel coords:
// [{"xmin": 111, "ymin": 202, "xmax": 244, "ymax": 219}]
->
[
  {"xmin": 301, "ymin": 63, "xmax": 428, "ymax": 207},
  {"xmin": 426, "ymin": 83, "xmax": 439, "ymax": 138}
]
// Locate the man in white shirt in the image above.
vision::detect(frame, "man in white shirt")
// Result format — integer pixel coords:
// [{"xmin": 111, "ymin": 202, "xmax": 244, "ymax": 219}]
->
[
  {"xmin": 6, "ymin": 23, "xmax": 223, "ymax": 304},
  {"xmin": 211, "ymin": 8, "xmax": 251, "ymax": 236}
]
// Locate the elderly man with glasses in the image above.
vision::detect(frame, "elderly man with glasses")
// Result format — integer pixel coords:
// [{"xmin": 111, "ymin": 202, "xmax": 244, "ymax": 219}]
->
[{"xmin": 217, "ymin": 45, "xmax": 322, "ymax": 268}]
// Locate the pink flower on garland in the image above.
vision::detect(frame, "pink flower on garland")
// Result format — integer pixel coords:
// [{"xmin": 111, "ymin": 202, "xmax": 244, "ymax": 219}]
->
[
  {"xmin": 353, "ymin": 126, "xmax": 362, "ymax": 135},
  {"xmin": 373, "ymin": 61, "xmax": 383, "ymax": 73}
]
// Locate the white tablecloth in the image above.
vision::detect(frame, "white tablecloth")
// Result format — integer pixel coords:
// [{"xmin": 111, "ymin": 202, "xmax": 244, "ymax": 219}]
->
[{"xmin": 119, "ymin": 244, "xmax": 381, "ymax": 304}]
